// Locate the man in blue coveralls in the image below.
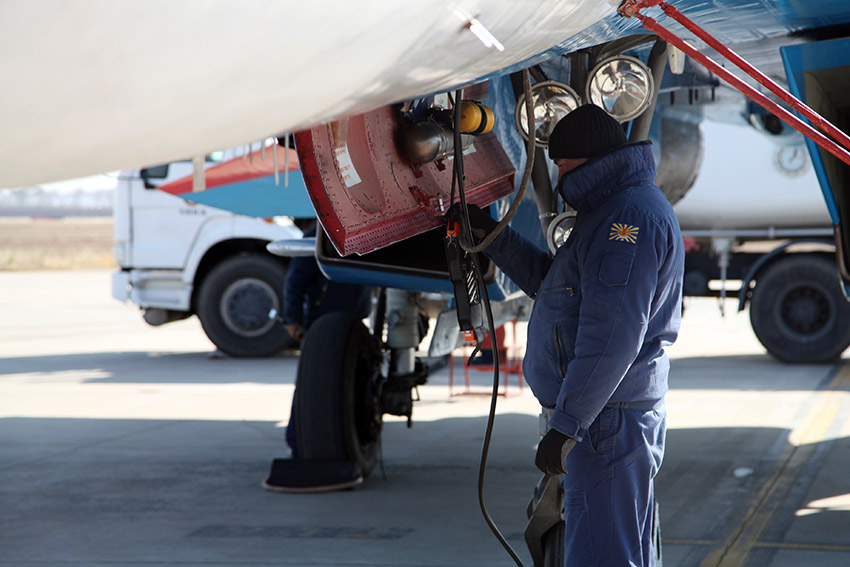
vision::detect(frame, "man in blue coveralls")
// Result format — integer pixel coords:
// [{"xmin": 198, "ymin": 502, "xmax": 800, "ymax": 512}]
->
[{"xmin": 468, "ymin": 104, "xmax": 684, "ymax": 566}]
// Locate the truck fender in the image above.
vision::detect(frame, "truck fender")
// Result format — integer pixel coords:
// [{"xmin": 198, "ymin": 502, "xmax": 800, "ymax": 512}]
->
[
  {"xmin": 181, "ymin": 216, "xmax": 301, "ymax": 284},
  {"xmin": 736, "ymin": 238, "xmax": 835, "ymax": 312}
]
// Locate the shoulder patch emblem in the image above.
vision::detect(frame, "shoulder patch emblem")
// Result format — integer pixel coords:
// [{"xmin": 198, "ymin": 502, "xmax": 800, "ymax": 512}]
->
[{"xmin": 609, "ymin": 222, "xmax": 639, "ymax": 244}]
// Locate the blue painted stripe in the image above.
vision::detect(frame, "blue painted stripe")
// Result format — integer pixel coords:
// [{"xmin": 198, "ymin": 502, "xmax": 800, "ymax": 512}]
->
[
  {"xmin": 179, "ymin": 174, "xmax": 316, "ymax": 219},
  {"xmin": 320, "ymin": 261, "xmax": 507, "ymax": 301}
]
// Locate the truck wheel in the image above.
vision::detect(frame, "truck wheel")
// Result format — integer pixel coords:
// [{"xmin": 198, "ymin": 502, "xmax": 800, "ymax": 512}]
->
[
  {"xmin": 294, "ymin": 312, "xmax": 382, "ymax": 478},
  {"xmin": 196, "ymin": 254, "xmax": 292, "ymax": 357},
  {"xmin": 750, "ymin": 255, "xmax": 850, "ymax": 363}
]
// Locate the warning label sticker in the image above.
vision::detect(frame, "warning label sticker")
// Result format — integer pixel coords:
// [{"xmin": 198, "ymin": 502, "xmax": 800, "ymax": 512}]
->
[{"xmin": 334, "ymin": 144, "xmax": 362, "ymax": 188}]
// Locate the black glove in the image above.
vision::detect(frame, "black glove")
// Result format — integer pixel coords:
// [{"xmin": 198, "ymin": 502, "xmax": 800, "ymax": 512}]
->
[
  {"xmin": 465, "ymin": 204, "xmax": 498, "ymax": 239},
  {"xmin": 448, "ymin": 203, "xmax": 498, "ymax": 240},
  {"xmin": 535, "ymin": 428, "xmax": 577, "ymax": 475}
]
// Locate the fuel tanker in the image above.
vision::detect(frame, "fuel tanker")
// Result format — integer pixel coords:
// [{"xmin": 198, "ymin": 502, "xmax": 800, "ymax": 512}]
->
[{"xmin": 668, "ymin": 107, "xmax": 844, "ymax": 363}]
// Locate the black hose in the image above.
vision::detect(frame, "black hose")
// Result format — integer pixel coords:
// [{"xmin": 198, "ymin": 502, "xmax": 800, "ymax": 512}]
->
[
  {"xmin": 452, "ymin": 87, "xmax": 527, "ymax": 567},
  {"xmin": 459, "ymin": 69, "xmax": 535, "ymax": 253}
]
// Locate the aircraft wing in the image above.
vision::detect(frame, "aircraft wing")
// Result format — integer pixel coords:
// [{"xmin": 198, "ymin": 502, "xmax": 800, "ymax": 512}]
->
[
  {"xmin": 4, "ymin": 1, "xmax": 850, "ymax": 262},
  {"xmin": 3, "ymin": 0, "xmax": 847, "ymax": 190}
]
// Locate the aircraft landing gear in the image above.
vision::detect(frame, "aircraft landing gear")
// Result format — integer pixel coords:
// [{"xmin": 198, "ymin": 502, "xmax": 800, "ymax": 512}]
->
[
  {"xmin": 284, "ymin": 289, "xmax": 428, "ymax": 488},
  {"xmin": 294, "ymin": 312, "xmax": 383, "ymax": 478},
  {"xmin": 381, "ymin": 289, "xmax": 430, "ymax": 427}
]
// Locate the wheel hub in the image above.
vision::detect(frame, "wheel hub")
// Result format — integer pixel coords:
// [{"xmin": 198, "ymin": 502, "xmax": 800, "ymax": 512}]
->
[
  {"xmin": 220, "ymin": 278, "xmax": 278, "ymax": 336},
  {"xmin": 777, "ymin": 284, "xmax": 834, "ymax": 340}
]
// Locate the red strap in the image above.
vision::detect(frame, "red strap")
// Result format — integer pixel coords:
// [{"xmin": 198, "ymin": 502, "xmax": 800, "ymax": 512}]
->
[{"xmin": 618, "ymin": 0, "xmax": 850, "ymax": 167}]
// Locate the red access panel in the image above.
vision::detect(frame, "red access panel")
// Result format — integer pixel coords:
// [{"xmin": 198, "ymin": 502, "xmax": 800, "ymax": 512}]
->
[{"xmin": 295, "ymin": 104, "xmax": 515, "ymax": 256}]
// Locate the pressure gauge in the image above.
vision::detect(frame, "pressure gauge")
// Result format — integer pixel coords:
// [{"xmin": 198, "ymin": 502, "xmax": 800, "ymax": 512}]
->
[{"xmin": 775, "ymin": 145, "xmax": 809, "ymax": 177}]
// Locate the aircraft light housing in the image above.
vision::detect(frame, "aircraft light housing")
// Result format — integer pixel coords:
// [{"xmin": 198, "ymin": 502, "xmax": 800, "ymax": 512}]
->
[
  {"xmin": 546, "ymin": 212, "xmax": 577, "ymax": 254},
  {"xmin": 586, "ymin": 55, "xmax": 654, "ymax": 122},
  {"xmin": 515, "ymin": 80, "xmax": 581, "ymax": 147}
]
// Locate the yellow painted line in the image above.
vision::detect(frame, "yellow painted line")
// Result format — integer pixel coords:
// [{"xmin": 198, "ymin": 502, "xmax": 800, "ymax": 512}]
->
[
  {"xmin": 700, "ymin": 362, "xmax": 850, "ymax": 567},
  {"xmin": 665, "ymin": 539, "xmax": 850, "ymax": 553},
  {"xmin": 789, "ymin": 368, "xmax": 848, "ymax": 446},
  {"xmin": 663, "ymin": 539, "xmax": 717, "ymax": 546},
  {"xmin": 753, "ymin": 541, "xmax": 850, "ymax": 553},
  {"xmin": 789, "ymin": 399, "xmax": 841, "ymax": 446}
]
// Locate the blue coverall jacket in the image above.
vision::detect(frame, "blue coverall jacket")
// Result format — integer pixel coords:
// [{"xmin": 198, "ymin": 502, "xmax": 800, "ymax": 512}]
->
[{"xmin": 484, "ymin": 141, "xmax": 684, "ymax": 442}]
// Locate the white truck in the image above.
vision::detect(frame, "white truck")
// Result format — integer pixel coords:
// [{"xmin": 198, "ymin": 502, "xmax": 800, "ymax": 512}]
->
[
  {"xmin": 672, "ymin": 115, "xmax": 850, "ymax": 363},
  {"xmin": 111, "ymin": 155, "xmax": 307, "ymax": 357}
]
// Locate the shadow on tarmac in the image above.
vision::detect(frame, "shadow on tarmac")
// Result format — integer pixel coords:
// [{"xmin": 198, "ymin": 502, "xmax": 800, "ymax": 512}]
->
[
  {"xmin": 2, "ymin": 412, "xmax": 849, "ymax": 566},
  {"xmin": 659, "ymin": 425, "xmax": 850, "ymax": 566},
  {"xmin": 0, "ymin": 350, "xmax": 301, "ymax": 384}
]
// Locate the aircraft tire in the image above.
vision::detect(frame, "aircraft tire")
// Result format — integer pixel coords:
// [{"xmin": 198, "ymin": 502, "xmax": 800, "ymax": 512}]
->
[
  {"xmin": 294, "ymin": 312, "xmax": 382, "ymax": 478},
  {"xmin": 750, "ymin": 255, "xmax": 850, "ymax": 363},
  {"xmin": 196, "ymin": 253, "xmax": 293, "ymax": 357}
]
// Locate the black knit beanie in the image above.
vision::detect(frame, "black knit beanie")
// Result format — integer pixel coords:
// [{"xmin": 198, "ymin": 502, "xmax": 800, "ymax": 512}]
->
[{"xmin": 547, "ymin": 104, "xmax": 628, "ymax": 159}]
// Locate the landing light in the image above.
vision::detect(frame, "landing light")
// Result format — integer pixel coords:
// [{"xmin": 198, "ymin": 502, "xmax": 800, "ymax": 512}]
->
[
  {"xmin": 586, "ymin": 55, "xmax": 654, "ymax": 122},
  {"xmin": 515, "ymin": 80, "xmax": 581, "ymax": 147},
  {"xmin": 546, "ymin": 212, "xmax": 577, "ymax": 254}
]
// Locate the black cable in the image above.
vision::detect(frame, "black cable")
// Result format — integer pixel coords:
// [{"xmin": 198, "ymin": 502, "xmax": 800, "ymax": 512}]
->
[{"xmin": 452, "ymin": 89, "xmax": 526, "ymax": 567}]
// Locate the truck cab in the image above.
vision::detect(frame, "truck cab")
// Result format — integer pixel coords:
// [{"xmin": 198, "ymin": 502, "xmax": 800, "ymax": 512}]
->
[{"xmin": 112, "ymin": 153, "xmax": 305, "ymax": 357}]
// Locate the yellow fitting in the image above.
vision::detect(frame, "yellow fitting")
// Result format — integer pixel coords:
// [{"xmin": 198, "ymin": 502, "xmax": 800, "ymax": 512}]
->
[{"xmin": 459, "ymin": 101, "xmax": 495, "ymax": 134}]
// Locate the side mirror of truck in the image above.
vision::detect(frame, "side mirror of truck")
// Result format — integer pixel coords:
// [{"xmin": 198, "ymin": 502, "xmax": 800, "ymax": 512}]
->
[{"xmin": 140, "ymin": 165, "xmax": 170, "ymax": 188}]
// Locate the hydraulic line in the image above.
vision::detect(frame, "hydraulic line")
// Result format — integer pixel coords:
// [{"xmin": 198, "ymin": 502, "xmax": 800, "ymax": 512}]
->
[{"xmin": 618, "ymin": 0, "xmax": 850, "ymax": 167}]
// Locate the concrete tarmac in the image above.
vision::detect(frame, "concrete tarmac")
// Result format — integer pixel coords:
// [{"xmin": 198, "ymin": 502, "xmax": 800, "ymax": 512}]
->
[{"xmin": 1, "ymin": 270, "xmax": 849, "ymax": 566}]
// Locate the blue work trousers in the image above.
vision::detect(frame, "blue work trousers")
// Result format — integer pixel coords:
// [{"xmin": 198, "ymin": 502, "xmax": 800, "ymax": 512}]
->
[{"xmin": 562, "ymin": 405, "xmax": 666, "ymax": 566}]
